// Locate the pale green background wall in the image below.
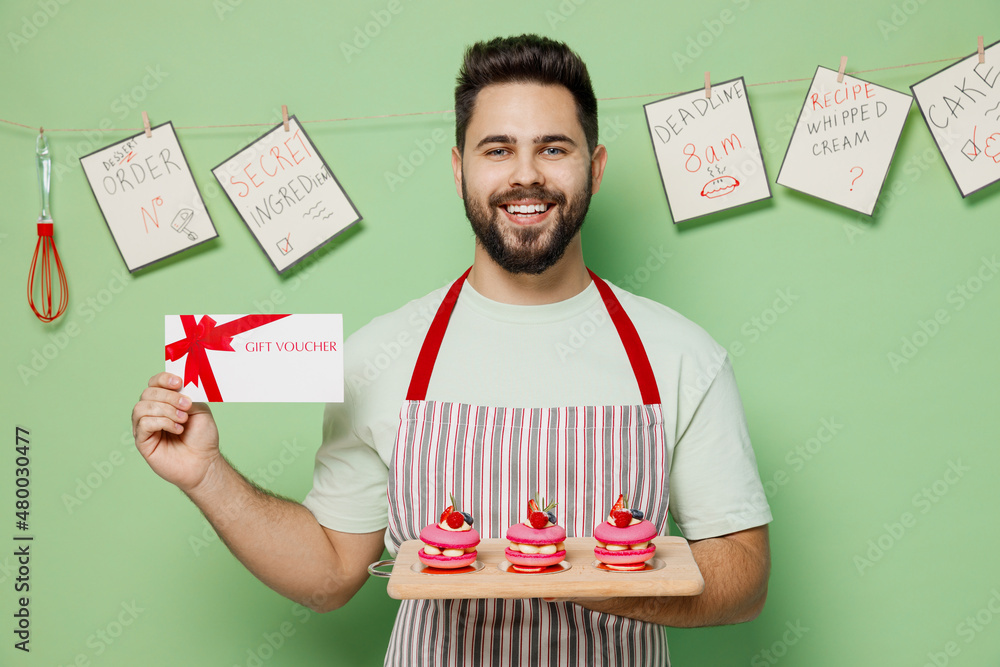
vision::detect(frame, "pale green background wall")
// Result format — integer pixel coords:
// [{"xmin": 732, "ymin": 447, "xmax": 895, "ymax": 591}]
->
[{"xmin": 2, "ymin": 1, "xmax": 998, "ymax": 665}]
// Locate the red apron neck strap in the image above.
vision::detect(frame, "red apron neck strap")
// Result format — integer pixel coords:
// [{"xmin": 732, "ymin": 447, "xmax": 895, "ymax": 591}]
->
[
  {"xmin": 586, "ymin": 269, "xmax": 661, "ymax": 405},
  {"xmin": 405, "ymin": 267, "xmax": 661, "ymax": 405},
  {"xmin": 405, "ymin": 267, "xmax": 472, "ymax": 401}
]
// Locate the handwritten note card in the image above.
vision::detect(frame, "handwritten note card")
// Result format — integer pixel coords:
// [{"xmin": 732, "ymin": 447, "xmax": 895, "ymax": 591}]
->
[
  {"xmin": 911, "ymin": 40, "xmax": 1000, "ymax": 197},
  {"xmin": 644, "ymin": 77, "xmax": 770, "ymax": 223},
  {"xmin": 212, "ymin": 117, "xmax": 361, "ymax": 273},
  {"xmin": 80, "ymin": 122, "xmax": 217, "ymax": 272},
  {"xmin": 777, "ymin": 67, "xmax": 912, "ymax": 215}
]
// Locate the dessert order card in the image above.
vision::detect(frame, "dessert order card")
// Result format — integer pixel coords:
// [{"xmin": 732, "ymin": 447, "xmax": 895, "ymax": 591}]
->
[
  {"xmin": 80, "ymin": 122, "xmax": 217, "ymax": 272},
  {"xmin": 212, "ymin": 116, "xmax": 361, "ymax": 272},
  {"xmin": 643, "ymin": 77, "xmax": 771, "ymax": 223},
  {"xmin": 164, "ymin": 314, "xmax": 343, "ymax": 402},
  {"xmin": 777, "ymin": 66, "xmax": 912, "ymax": 215},
  {"xmin": 911, "ymin": 39, "xmax": 1000, "ymax": 197}
]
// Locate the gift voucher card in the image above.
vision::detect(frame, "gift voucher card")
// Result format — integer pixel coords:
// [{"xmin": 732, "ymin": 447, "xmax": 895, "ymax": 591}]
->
[
  {"xmin": 212, "ymin": 116, "xmax": 361, "ymax": 273},
  {"xmin": 644, "ymin": 77, "xmax": 771, "ymax": 223},
  {"xmin": 911, "ymin": 39, "xmax": 1000, "ymax": 197},
  {"xmin": 81, "ymin": 122, "xmax": 218, "ymax": 272},
  {"xmin": 164, "ymin": 314, "xmax": 343, "ymax": 402},
  {"xmin": 777, "ymin": 66, "xmax": 912, "ymax": 215}
]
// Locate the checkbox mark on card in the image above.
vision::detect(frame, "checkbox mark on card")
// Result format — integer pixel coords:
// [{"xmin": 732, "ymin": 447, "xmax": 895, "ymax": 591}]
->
[
  {"xmin": 276, "ymin": 234, "xmax": 292, "ymax": 255},
  {"xmin": 962, "ymin": 140, "xmax": 980, "ymax": 161}
]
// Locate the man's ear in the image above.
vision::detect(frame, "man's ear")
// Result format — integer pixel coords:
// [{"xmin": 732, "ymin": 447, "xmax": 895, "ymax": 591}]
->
[
  {"xmin": 590, "ymin": 144, "xmax": 608, "ymax": 195},
  {"xmin": 451, "ymin": 146, "xmax": 464, "ymax": 198}
]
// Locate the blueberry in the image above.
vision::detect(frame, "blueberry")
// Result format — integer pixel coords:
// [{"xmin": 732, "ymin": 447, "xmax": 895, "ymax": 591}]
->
[
  {"xmin": 546, "ymin": 511, "xmax": 557, "ymax": 524},
  {"xmin": 629, "ymin": 509, "xmax": 644, "ymax": 520},
  {"xmin": 461, "ymin": 512, "xmax": 474, "ymax": 526}
]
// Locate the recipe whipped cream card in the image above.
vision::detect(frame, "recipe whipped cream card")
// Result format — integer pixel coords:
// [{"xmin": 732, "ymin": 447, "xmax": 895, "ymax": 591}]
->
[{"xmin": 164, "ymin": 314, "xmax": 342, "ymax": 402}]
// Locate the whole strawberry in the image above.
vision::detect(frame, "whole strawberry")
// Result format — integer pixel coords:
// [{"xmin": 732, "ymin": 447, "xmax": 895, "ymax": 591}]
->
[
  {"xmin": 527, "ymin": 493, "xmax": 558, "ymax": 529},
  {"xmin": 440, "ymin": 494, "xmax": 474, "ymax": 528}
]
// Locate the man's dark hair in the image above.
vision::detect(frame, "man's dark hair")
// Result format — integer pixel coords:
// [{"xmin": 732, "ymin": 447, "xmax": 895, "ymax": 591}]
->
[{"xmin": 454, "ymin": 34, "xmax": 598, "ymax": 155}]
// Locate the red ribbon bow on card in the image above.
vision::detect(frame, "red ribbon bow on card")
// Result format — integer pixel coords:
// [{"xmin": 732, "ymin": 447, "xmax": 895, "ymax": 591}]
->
[{"xmin": 164, "ymin": 314, "xmax": 290, "ymax": 401}]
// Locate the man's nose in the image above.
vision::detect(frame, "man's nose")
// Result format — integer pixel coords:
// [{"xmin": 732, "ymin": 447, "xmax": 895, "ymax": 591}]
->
[{"xmin": 508, "ymin": 153, "xmax": 544, "ymax": 187}]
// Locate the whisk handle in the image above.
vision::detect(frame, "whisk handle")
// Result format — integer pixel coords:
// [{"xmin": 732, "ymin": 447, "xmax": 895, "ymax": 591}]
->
[{"xmin": 36, "ymin": 133, "xmax": 51, "ymax": 220}]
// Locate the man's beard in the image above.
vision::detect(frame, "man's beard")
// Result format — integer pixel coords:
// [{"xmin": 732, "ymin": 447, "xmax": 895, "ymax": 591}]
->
[{"xmin": 462, "ymin": 173, "xmax": 593, "ymax": 275}]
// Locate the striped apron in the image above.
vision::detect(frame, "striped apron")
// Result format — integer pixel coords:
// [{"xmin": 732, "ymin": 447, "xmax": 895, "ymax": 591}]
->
[{"xmin": 385, "ymin": 268, "xmax": 671, "ymax": 666}]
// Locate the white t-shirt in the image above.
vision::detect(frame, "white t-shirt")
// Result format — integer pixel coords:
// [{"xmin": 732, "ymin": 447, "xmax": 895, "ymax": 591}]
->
[{"xmin": 302, "ymin": 277, "xmax": 772, "ymax": 546}]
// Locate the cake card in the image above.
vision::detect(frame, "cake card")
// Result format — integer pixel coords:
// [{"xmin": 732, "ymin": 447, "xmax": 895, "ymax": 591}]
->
[
  {"xmin": 212, "ymin": 117, "xmax": 361, "ymax": 273},
  {"xmin": 776, "ymin": 66, "xmax": 912, "ymax": 215},
  {"xmin": 80, "ymin": 122, "xmax": 217, "ymax": 272},
  {"xmin": 643, "ymin": 77, "xmax": 771, "ymax": 223},
  {"xmin": 911, "ymin": 39, "xmax": 1000, "ymax": 197},
  {"xmin": 164, "ymin": 313, "xmax": 343, "ymax": 402}
]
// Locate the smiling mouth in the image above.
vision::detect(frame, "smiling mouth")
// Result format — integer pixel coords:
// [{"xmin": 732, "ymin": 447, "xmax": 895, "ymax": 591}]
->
[{"xmin": 501, "ymin": 201, "xmax": 554, "ymax": 224}]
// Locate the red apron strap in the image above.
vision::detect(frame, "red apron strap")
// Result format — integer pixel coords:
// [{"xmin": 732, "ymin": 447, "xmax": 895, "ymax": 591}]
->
[
  {"xmin": 406, "ymin": 267, "xmax": 661, "ymax": 405},
  {"xmin": 587, "ymin": 269, "xmax": 661, "ymax": 405},
  {"xmin": 405, "ymin": 267, "xmax": 472, "ymax": 401}
]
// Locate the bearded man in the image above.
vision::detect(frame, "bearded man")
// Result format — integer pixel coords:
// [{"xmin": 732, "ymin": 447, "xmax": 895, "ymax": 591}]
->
[{"xmin": 132, "ymin": 34, "xmax": 772, "ymax": 666}]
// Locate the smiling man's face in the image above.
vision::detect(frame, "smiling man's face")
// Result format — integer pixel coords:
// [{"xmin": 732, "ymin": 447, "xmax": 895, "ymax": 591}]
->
[{"xmin": 453, "ymin": 82, "xmax": 606, "ymax": 275}]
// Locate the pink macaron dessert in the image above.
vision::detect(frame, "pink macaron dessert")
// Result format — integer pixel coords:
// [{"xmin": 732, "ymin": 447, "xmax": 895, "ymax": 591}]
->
[
  {"xmin": 593, "ymin": 494, "xmax": 658, "ymax": 571},
  {"xmin": 504, "ymin": 494, "xmax": 567, "ymax": 573},
  {"xmin": 418, "ymin": 496, "xmax": 481, "ymax": 569}
]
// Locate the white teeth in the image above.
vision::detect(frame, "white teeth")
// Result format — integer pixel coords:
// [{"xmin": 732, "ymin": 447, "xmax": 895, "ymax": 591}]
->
[{"xmin": 506, "ymin": 203, "xmax": 548, "ymax": 214}]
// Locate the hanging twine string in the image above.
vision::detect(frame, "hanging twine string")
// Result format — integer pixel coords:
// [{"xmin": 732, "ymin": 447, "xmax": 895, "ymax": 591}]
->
[{"xmin": 0, "ymin": 55, "xmax": 966, "ymax": 135}]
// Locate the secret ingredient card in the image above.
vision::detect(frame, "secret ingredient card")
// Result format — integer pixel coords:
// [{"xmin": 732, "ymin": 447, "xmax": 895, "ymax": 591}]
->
[
  {"xmin": 212, "ymin": 116, "xmax": 361, "ymax": 273},
  {"xmin": 911, "ymin": 39, "xmax": 1000, "ymax": 197},
  {"xmin": 80, "ymin": 122, "xmax": 217, "ymax": 272},
  {"xmin": 777, "ymin": 66, "xmax": 912, "ymax": 215},
  {"xmin": 164, "ymin": 314, "xmax": 343, "ymax": 402},
  {"xmin": 643, "ymin": 77, "xmax": 771, "ymax": 223}
]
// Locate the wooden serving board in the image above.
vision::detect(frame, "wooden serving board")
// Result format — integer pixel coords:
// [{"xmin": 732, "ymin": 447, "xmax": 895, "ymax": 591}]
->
[{"xmin": 384, "ymin": 536, "xmax": 704, "ymax": 600}]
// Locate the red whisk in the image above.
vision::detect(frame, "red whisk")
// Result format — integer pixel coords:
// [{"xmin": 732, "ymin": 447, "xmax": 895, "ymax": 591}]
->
[{"xmin": 28, "ymin": 130, "xmax": 68, "ymax": 322}]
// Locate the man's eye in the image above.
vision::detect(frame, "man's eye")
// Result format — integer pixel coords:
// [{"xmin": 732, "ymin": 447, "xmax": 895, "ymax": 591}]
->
[
  {"xmin": 485, "ymin": 148, "xmax": 509, "ymax": 156},
  {"xmin": 542, "ymin": 147, "xmax": 565, "ymax": 156}
]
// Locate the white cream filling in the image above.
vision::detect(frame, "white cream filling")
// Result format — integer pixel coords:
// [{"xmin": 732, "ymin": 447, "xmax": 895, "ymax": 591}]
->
[
  {"xmin": 508, "ymin": 541, "xmax": 565, "ymax": 554},
  {"xmin": 597, "ymin": 541, "xmax": 651, "ymax": 551},
  {"xmin": 423, "ymin": 545, "xmax": 476, "ymax": 556}
]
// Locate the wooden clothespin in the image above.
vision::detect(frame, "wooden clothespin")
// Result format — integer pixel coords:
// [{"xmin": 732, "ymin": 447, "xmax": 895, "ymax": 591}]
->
[
  {"xmin": 704, "ymin": 72, "xmax": 711, "ymax": 99},
  {"xmin": 39, "ymin": 126, "xmax": 43, "ymax": 135},
  {"xmin": 837, "ymin": 56, "xmax": 848, "ymax": 83},
  {"xmin": 978, "ymin": 36, "xmax": 985, "ymax": 65},
  {"xmin": 282, "ymin": 105, "xmax": 290, "ymax": 132},
  {"xmin": 142, "ymin": 111, "xmax": 152, "ymax": 138}
]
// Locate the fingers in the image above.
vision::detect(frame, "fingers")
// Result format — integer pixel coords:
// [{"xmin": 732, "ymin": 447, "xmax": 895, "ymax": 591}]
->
[
  {"xmin": 148, "ymin": 372, "xmax": 183, "ymax": 390},
  {"xmin": 134, "ymin": 414, "xmax": 185, "ymax": 441},
  {"xmin": 139, "ymin": 386, "xmax": 192, "ymax": 412},
  {"xmin": 133, "ymin": 374, "xmax": 192, "ymax": 442},
  {"xmin": 133, "ymin": 397, "xmax": 187, "ymax": 438}
]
